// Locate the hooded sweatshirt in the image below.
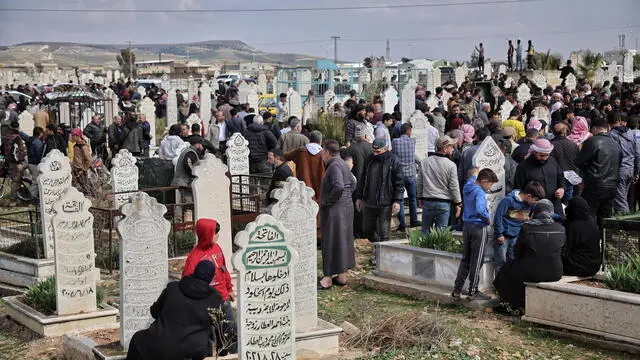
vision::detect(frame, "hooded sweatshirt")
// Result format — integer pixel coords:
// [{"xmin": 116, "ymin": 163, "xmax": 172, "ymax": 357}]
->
[
  {"xmin": 182, "ymin": 219, "xmax": 233, "ymax": 301},
  {"xmin": 609, "ymin": 126, "xmax": 640, "ymax": 178},
  {"xmin": 159, "ymin": 135, "xmax": 188, "ymax": 164},
  {"xmin": 493, "ymin": 190, "xmax": 533, "ymax": 239},
  {"xmin": 462, "ymin": 176, "xmax": 491, "ymax": 225}
]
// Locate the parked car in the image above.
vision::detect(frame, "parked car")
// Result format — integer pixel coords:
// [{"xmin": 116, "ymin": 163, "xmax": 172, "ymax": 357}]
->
[
  {"xmin": 5, "ymin": 91, "xmax": 32, "ymax": 104},
  {"xmin": 216, "ymin": 73, "xmax": 242, "ymax": 85},
  {"xmin": 258, "ymin": 94, "xmax": 276, "ymax": 116}
]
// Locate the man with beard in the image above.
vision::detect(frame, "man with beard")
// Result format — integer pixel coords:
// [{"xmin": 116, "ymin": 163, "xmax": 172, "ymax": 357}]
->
[
  {"xmin": 345, "ymin": 104, "xmax": 367, "ymax": 147},
  {"xmin": 513, "ymin": 139, "xmax": 565, "ymax": 215}
]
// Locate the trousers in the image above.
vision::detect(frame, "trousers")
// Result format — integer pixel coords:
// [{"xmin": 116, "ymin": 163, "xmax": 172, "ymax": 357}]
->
[
  {"xmin": 454, "ymin": 223, "xmax": 488, "ymax": 295},
  {"xmin": 363, "ymin": 205, "xmax": 392, "ymax": 242}
]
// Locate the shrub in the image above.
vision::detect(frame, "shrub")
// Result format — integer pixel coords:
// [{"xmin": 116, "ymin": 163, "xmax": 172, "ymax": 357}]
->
[
  {"xmin": 1, "ymin": 238, "xmax": 44, "ymax": 259},
  {"xmin": 169, "ymin": 230, "xmax": 197, "ymax": 257},
  {"xmin": 310, "ymin": 114, "xmax": 345, "ymax": 146},
  {"xmin": 409, "ymin": 227, "xmax": 462, "ymax": 253},
  {"xmin": 25, "ymin": 277, "xmax": 106, "ymax": 316},
  {"xmin": 604, "ymin": 254, "xmax": 640, "ymax": 295}
]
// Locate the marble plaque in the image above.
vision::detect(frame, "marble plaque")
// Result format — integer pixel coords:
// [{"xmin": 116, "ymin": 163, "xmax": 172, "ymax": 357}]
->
[
  {"xmin": 564, "ymin": 73, "xmax": 577, "ymax": 91},
  {"xmin": 517, "ymin": 83, "xmax": 531, "ymax": 104},
  {"xmin": 533, "ymin": 73, "xmax": 547, "ymax": 89},
  {"xmin": 138, "ymin": 98, "xmax": 156, "ymax": 145},
  {"xmin": 111, "ymin": 150, "xmax": 138, "ymax": 208},
  {"xmin": 500, "ymin": 100, "xmax": 514, "ymax": 121}
]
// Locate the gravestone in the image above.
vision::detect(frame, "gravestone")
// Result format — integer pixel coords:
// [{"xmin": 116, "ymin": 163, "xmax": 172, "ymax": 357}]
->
[
  {"xmin": 302, "ymin": 96, "xmax": 315, "ymax": 125},
  {"xmin": 138, "ymin": 98, "xmax": 156, "ymax": 144},
  {"xmin": 38, "ymin": 150, "xmax": 73, "ymax": 258},
  {"xmin": 233, "ymin": 214, "xmax": 299, "ymax": 360},
  {"xmin": 258, "ymin": 72, "xmax": 267, "ymax": 94},
  {"xmin": 18, "ymin": 111, "xmax": 34, "ymax": 136},
  {"xmin": 454, "ymin": 65, "xmax": 467, "ymax": 87},
  {"xmin": 433, "ymin": 67, "xmax": 442, "ymax": 89},
  {"xmin": 324, "ymin": 89, "xmax": 336, "ymax": 111},
  {"xmin": 52, "ymin": 187, "xmax": 96, "ymax": 315},
  {"xmin": 383, "ymin": 87, "xmax": 398, "ymax": 114},
  {"xmin": 594, "ymin": 68, "xmax": 605, "ymax": 86},
  {"xmin": 186, "ymin": 113, "xmax": 201, "ymax": 132},
  {"xmin": 441, "ymin": 91, "xmax": 452, "ymax": 110},
  {"xmin": 111, "ymin": 150, "xmax": 138, "ymax": 208},
  {"xmin": 500, "ymin": 100, "xmax": 514, "ymax": 121},
  {"xmin": 106, "ymin": 70, "xmax": 113, "ymax": 83},
  {"xmin": 160, "ymin": 73, "xmax": 170, "ymax": 90},
  {"xmin": 167, "ymin": 88, "xmax": 178, "ymax": 126},
  {"xmin": 114, "ymin": 70, "xmax": 121, "ymax": 80},
  {"xmin": 117, "ymin": 192, "xmax": 170, "ymax": 349},
  {"xmin": 472, "ymin": 137, "xmax": 505, "ymax": 237},
  {"xmin": 516, "ymin": 83, "xmax": 531, "ymax": 104},
  {"xmin": 187, "ymin": 76, "xmax": 198, "ymax": 102},
  {"xmin": 192, "ymin": 153, "xmax": 234, "ymax": 268},
  {"xmin": 409, "ymin": 110, "xmax": 429, "ymax": 162},
  {"xmin": 276, "ymin": 70, "xmax": 289, "ymax": 96},
  {"xmin": 564, "ymin": 73, "xmax": 577, "ymax": 91},
  {"xmin": 483, "ymin": 60, "xmax": 492, "ymax": 80},
  {"xmin": 498, "ymin": 64, "xmax": 507, "ymax": 75},
  {"xmin": 531, "ymin": 106, "xmax": 550, "ymax": 123},
  {"xmin": 533, "ymin": 73, "xmax": 547, "ymax": 89},
  {"xmin": 137, "ymin": 86, "xmax": 146, "ymax": 99},
  {"xmin": 226, "ymin": 133, "xmax": 250, "ymax": 209},
  {"xmin": 238, "ymin": 81, "xmax": 250, "ymax": 104},
  {"xmin": 504, "ymin": 77, "xmax": 514, "ymax": 89},
  {"xmin": 247, "ymin": 87, "xmax": 259, "ymax": 115},
  {"xmin": 401, "ymin": 79, "xmax": 417, "ymax": 123},
  {"xmin": 426, "ymin": 68, "xmax": 435, "ymax": 93},
  {"xmin": 623, "ymin": 50, "xmax": 634, "ymax": 83},
  {"xmin": 269, "ymin": 178, "xmax": 319, "ymax": 331},
  {"xmin": 298, "ymin": 69, "xmax": 312, "ymax": 95},
  {"xmin": 199, "ymin": 83, "xmax": 212, "ymax": 135},
  {"xmin": 426, "ymin": 96, "xmax": 438, "ymax": 113},
  {"xmin": 287, "ymin": 89, "xmax": 303, "ymax": 119}
]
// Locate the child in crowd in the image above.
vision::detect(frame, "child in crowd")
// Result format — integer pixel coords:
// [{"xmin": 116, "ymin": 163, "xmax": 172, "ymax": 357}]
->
[
  {"xmin": 452, "ymin": 168, "xmax": 498, "ymax": 301},
  {"xmin": 493, "ymin": 181, "xmax": 545, "ymax": 276}
]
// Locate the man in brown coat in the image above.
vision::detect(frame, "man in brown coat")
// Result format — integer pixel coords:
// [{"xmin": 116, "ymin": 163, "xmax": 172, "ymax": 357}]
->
[
  {"xmin": 33, "ymin": 107, "xmax": 50, "ymax": 129},
  {"xmin": 284, "ymin": 130, "xmax": 324, "ymax": 204}
]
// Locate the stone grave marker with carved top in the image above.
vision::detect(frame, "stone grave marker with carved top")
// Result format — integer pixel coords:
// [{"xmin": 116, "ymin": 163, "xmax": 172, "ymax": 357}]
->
[
  {"xmin": 248, "ymin": 87, "xmax": 259, "ymax": 115},
  {"xmin": 117, "ymin": 192, "xmax": 170, "ymax": 349},
  {"xmin": 517, "ymin": 83, "xmax": 531, "ymax": 104},
  {"xmin": 564, "ymin": 73, "xmax": 577, "ymax": 91},
  {"xmin": 324, "ymin": 89, "xmax": 336, "ymax": 112},
  {"xmin": 238, "ymin": 81, "xmax": 250, "ymax": 104},
  {"xmin": 472, "ymin": 137, "xmax": 505, "ymax": 237},
  {"xmin": 433, "ymin": 67, "xmax": 442, "ymax": 89},
  {"xmin": 160, "ymin": 73, "xmax": 169, "ymax": 90},
  {"xmin": 623, "ymin": 50, "xmax": 633, "ymax": 83},
  {"xmin": 498, "ymin": 64, "xmax": 507, "ymax": 75},
  {"xmin": 111, "ymin": 150, "xmax": 138, "ymax": 208},
  {"xmin": 187, "ymin": 76, "xmax": 198, "ymax": 102},
  {"xmin": 409, "ymin": 110, "xmax": 429, "ymax": 162},
  {"xmin": 454, "ymin": 65, "xmax": 467, "ymax": 87},
  {"xmin": 533, "ymin": 73, "xmax": 547, "ymax": 89},
  {"xmin": 401, "ymin": 79, "xmax": 417, "ymax": 123},
  {"xmin": 137, "ymin": 86, "xmax": 146, "ymax": 99},
  {"xmin": 138, "ymin": 98, "xmax": 156, "ymax": 145},
  {"xmin": 186, "ymin": 113, "xmax": 201, "ymax": 133},
  {"xmin": 233, "ymin": 214, "xmax": 299, "ymax": 360},
  {"xmin": 226, "ymin": 133, "xmax": 250, "ymax": 208},
  {"xmin": 199, "ymin": 83, "xmax": 212, "ymax": 135},
  {"xmin": 258, "ymin": 72, "xmax": 267, "ymax": 94},
  {"xmin": 287, "ymin": 89, "xmax": 302, "ymax": 119},
  {"xmin": 18, "ymin": 110, "xmax": 34, "ymax": 136},
  {"xmin": 52, "ymin": 187, "xmax": 96, "ymax": 315},
  {"xmin": 500, "ymin": 100, "xmax": 514, "ymax": 121},
  {"xmin": 383, "ymin": 87, "xmax": 398, "ymax": 114}
]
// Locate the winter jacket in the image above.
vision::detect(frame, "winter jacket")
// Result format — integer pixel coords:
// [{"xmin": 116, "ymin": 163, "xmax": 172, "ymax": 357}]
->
[
  {"xmin": 609, "ymin": 126, "xmax": 639, "ymax": 178},
  {"xmin": 27, "ymin": 136, "xmax": 45, "ymax": 165},
  {"xmin": 462, "ymin": 175, "xmax": 491, "ymax": 225},
  {"xmin": 354, "ymin": 151, "xmax": 404, "ymax": 208},
  {"xmin": 348, "ymin": 140, "xmax": 373, "ymax": 181},
  {"xmin": 563, "ymin": 197, "xmax": 601, "ymax": 276},
  {"xmin": 511, "ymin": 139, "xmax": 534, "ymax": 164},
  {"xmin": 416, "ymin": 153, "xmax": 461, "ymax": 204},
  {"xmin": 267, "ymin": 162, "xmax": 293, "ymax": 204},
  {"xmin": 242, "ymin": 123, "xmax": 277, "ymax": 164},
  {"xmin": 345, "ymin": 118, "xmax": 366, "ymax": 144},
  {"xmin": 159, "ymin": 136, "xmax": 188, "ymax": 164},
  {"xmin": 514, "ymin": 156, "xmax": 564, "ymax": 205},
  {"xmin": 43, "ymin": 133, "xmax": 67, "ymax": 156},
  {"xmin": 121, "ymin": 122, "xmax": 142, "ymax": 154},
  {"xmin": 504, "ymin": 156, "xmax": 518, "ymax": 194},
  {"xmin": 182, "ymin": 219, "xmax": 233, "ymax": 301},
  {"xmin": 575, "ymin": 133, "xmax": 621, "ymax": 190},
  {"xmin": 494, "ymin": 190, "xmax": 534, "ymax": 239},
  {"xmin": 226, "ymin": 116, "xmax": 246, "ymax": 136},
  {"xmin": 550, "ymin": 135, "xmax": 580, "ymax": 172},
  {"xmin": 107, "ymin": 123, "xmax": 124, "ymax": 153},
  {"xmin": 83, "ymin": 122, "xmax": 106, "ymax": 150},
  {"xmin": 2, "ymin": 130, "xmax": 26, "ymax": 164},
  {"xmin": 138, "ymin": 121, "xmax": 152, "ymax": 150},
  {"xmin": 277, "ymin": 132, "xmax": 309, "ymax": 153},
  {"xmin": 502, "ymin": 118, "xmax": 526, "ymax": 140}
]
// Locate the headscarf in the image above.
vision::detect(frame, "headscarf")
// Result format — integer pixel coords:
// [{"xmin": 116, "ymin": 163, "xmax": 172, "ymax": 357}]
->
[
  {"xmin": 461, "ymin": 124, "xmax": 475, "ymax": 144},
  {"xmin": 550, "ymin": 101, "xmax": 563, "ymax": 114},
  {"xmin": 567, "ymin": 117, "xmax": 591, "ymax": 145},
  {"xmin": 70, "ymin": 127, "xmax": 84, "ymax": 139},
  {"xmin": 191, "ymin": 260, "xmax": 215, "ymax": 282},
  {"xmin": 527, "ymin": 138, "xmax": 554, "ymax": 157},
  {"xmin": 527, "ymin": 119, "xmax": 542, "ymax": 131},
  {"xmin": 526, "ymin": 199, "xmax": 555, "ymax": 225},
  {"xmin": 565, "ymin": 196, "xmax": 594, "ymax": 223}
]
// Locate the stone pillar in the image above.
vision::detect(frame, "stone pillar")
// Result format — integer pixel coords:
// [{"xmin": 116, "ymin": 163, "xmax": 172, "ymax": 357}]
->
[{"xmin": 110, "ymin": 149, "xmax": 138, "ymax": 209}]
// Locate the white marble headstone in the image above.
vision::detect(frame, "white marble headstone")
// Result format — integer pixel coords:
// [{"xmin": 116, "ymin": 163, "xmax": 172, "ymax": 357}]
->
[
  {"xmin": 167, "ymin": 88, "xmax": 178, "ymax": 126},
  {"xmin": 409, "ymin": 110, "xmax": 429, "ymax": 162},
  {"xmin": 484, "ymin": 60, "xmax": 492, "ymax": 80},
  {"xmin": 287, "ymin": 88, "xmax": 303, "ymax": 119},
  {"xmin": 623, "ymin": 50, "xmax": 634, "ymax": 83},
  {"xmin": 186, "ymin": 113, "xmax": 201, "ymax": 133},
  {"xmin": 18, "ymin": 111, "xmax": 34, "ymax": 136},
  {"xmin": 247, "ymin": 87, "xmax": 259, "ymax": 115},
  {"xmin": 52, "ymin": 187, "xmax": 96, "ymax": 316},
  {"xmin": 233, "ymin": 214, "xmax": 299, "ymax": 360},
  {"xmin": 111, "ymin": 150, "xmax": 138, "ymax": 208},
  {"xmin": 516, "ymin": 83, "xmax": 531, "ymax": 104},
  {"xmin": 226, "ymin": 133, "xmax": 250, "ymax": 208},
  {"xmin": 269, "ymin": 178, "xmax": 319, "ymax": 331},
  {"xmin": 498, "ymin": 64, "xmax": 507, "ymax": 75},
  {"xmin": 401, "ymin": 79, "xmax": 417, "ymax": 123},
  {"xmin": 433, "ymin": 67, "xmax": 442, "ymax": 89},
  {"xmin": 38, "ymin": 150, "xmax": 73, "ymax": 258},
  {"xmin": 323, "ymin": 89, "xmax": 337, "ymax": 111},
  {"xmin": 117, "ymin": 192, "xmax": 170, "ymax": 349},
  {"xmin": 504, "ymin": 77, "xmax": 514, "ymax": 89},
  {"xmin": 199, "ymin": 83, "xmax": 212, "ymax": 135},
  {"xmin": 594, "ymin": 68, "xmax": 605, "ymax": 86},
  {"xmin": 383, "ymin": 87, "xmax": 398, "ymax": 114},
  {"xmin": 454, "ymin": 65, "xmax": 467, "ymax": 87},
  {"xmin": 187, "ymin": 76, "xmax": 198, "ymax": 102},
  {"xmin": 564, "ymin": 73, "xmax": 577, "ymax": 91},
  {"xmin": 298, "ymin": 69, "xmax": 312, "ymax": 96},
  {"xmin": 472, "ymin": 137, "xmax": 505, "ymax": 237},
  {"xmin": 136, "ymin": 86, "xmax": 146, "ymax": 99},
  {"xmin": 160, "ymin": 73, "xmax": 170, "ymax": 90},
  {"xmin": 238, "ymin": 81, "xmax": 250, "ymax": 104},
  {"xmin": 533, "ymin": 73, "xmax": 547, "ymax": 89},
  {"xmin": 302, "ymin": 96, "xmax": 315, "ymax": 125},
  {"xmin": 258, "ymin": 72, "xmax": 267, "ymax": 94},
  {"xmin": 138, "ymin": 98, "xmax": 156, "ymax": 144},
  {"xmin": 500, "ymin": 100, "xmax": 514, "ymax": 121},
  {"xmin": 426, "ymin": 96, "xmax": 438, "ymax": 113}
]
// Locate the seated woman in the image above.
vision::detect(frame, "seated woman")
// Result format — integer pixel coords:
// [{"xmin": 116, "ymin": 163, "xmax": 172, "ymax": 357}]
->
[
  {"xmin": 127, "ymin": 260, "xmax": 223, "ymax": 360},
  {"xmin": 562, "ymin": 197, "xmax": 602, "ymax": 276},
  {"xmin": 493, "ymin": 199, "xmax": 566, "ymax": 314}
]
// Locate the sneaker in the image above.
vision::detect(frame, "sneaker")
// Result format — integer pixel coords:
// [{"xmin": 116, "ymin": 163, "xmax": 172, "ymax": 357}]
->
[
  {"xmin": 410, "ymin": 221, "xmax": 423, "ymax": 227},
  {"xmin": 468, "ymin": 291, "xmax": 491, "ymax": 301},
  {"xmin": 396, "ymin": 225, "xmax": 406, "ymax": 232},
  {"xmin": 451, "ymin": 291, "xmax": 461, "ymax": 299}
]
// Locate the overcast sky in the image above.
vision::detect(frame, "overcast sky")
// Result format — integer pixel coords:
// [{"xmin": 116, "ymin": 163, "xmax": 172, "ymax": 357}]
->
[{"xmin": 1, "ymin": 0, "xmax": 639, "ymax": 62}]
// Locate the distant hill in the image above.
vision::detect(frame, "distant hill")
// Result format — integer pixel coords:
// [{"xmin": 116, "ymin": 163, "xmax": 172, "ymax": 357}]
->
[{"xmin": 0, "ymin": 40, "xmax": 322, "ymax": 67}]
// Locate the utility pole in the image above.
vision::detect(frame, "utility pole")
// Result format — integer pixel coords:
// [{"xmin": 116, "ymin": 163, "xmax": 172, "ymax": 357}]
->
[
  {"xmin": 330, "ymin": 36, "xmax": 340, "ymax": 64},
  {"xmin": 386, "ymin": 38, "xmax": 391, "ymax": 61},
  {"xmin": 127, "ymin": 41, "xmax": 133, "ymax": 80}
]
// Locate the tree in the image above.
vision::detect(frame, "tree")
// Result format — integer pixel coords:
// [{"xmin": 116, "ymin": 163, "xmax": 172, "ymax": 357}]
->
[
  {"xmin": 577, "ymin": 50, "xmax": 603, "ymax": 81},
  {"xmin": 363, "ymin": 57, "xmax": 372, "ymax": 68},
  {"xmin": 469, "ymin": 50, "xmax": 479, "ymax": 69},
  {"xmin": 532, "ymin": 50, "xmax": 562, "ymax": 70},
  {"xmin": 116, "ymin": 48, "xmax": 137, "ymax": 79}
]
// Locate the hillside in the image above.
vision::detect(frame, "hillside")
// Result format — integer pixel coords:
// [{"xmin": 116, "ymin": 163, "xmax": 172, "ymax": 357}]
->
[{"xmin": 0, "ymin": 40, "xmax": 321, "ymax": 67}]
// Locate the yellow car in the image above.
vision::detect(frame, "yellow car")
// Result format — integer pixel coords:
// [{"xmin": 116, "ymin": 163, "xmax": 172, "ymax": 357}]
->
[{"xmin": 258, "ymin": 94, "xmax": 277, "ymax": 116}]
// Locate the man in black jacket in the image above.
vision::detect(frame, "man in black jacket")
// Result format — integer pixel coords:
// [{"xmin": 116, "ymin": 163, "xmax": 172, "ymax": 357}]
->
[
  {"xmin": 575, "ymin": 117, "xmax": 621, "ymax": 226},
  {"xmin": 83, "ymin": 115, "xmax": 106, "ymax": 156},
  {"xmin": 550, "ymin": 122, "xmax": 580, "ymax": 204},
  {"xmin": 354, "ymin": 138, "xmax": 404, "ymax": 242},
  {"xmin": 266, "ymin": 148, "xmax": 293, "ymax": 204},
  {"xmin": 241, "ymin": 114, "xmax": 277, "ymax": 174}
]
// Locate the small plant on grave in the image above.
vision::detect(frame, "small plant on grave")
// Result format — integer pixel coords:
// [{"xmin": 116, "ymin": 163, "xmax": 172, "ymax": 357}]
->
[
  {"xmin": 604, "ymin": 254, "xmax": 640, "ymax": 295},
  {"xmin": 24, "ymin": 277, "xmax": 107, "ymax": 315},
  {"xmin": 310, "ymin": 115, "xmax": 346, "ymax": 145},
  {"xmin": 409, "ymin": 227, "xmax": 462, "ymax": 253},
  {"xmin": 0, "ymin": 237, "xmax": 44, "ymax": 259},
  {"xmin": 169, "ymin": 230, "xmax": 197, "ymax": 257},
  {"xmin": 208, "ymin": 306, "xmax": 237, "ymax": 358}
]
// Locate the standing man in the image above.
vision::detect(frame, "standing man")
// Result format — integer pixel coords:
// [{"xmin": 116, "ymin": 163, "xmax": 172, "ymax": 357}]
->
[
  {"xmin": 559, "ymin": 60, "xmax": 576, "ymax": 88},
  {"xmin": 516, "ymin": 39, "xmax": 523, "ymax": 72},
  {"xmin": 107, "ymin": 115, "xmax": 124, "ymax": 157},
  {"xmin": 276, "ymin": 93, "xmax": 288, "ymax": 126},
  {"xmin": 475, "ymin": 43, "xmax": 485, "ymax": 73},
  {"xmin": 392, "ymin": 123, "xmax": 421, "ymax": 232},
  {"xmin": 277, "ymin": 117, "xmax": 308, "ymax": 153},
  {"xmin": 507, "ymin": 40, "xmax": 515, "ymax": 71},
  {"xmin": 137, "ymin": 113, "xmax": 152, "ymax": 157},
  {"xmin": 354, "ymin": 139, "xmax": 404, "ymax": 243},
  {"xmin": 83, "ymin": 114, "xmax": 106, "ymax": 156},
  {"xmin": 266, "ymin": 148, "xmax": 293, "ymax": 205},
  {"xmin": 527, "ymin": 40, "xmax": 535, "ymax": 70},
  {"xmin": 1, "ymin": 121, "xmax": 26, "ymax": 204},
  {"xmin": 207, "ymin": 110, "xmax": 228, "ymax": 154},
  {"xmin": 608, "ymin": 113, "xmax": 639, "ymax": 213}
]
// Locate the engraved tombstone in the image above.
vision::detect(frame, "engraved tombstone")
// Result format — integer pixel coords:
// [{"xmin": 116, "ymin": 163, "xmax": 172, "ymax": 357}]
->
[
  {"xmin": 199, "ymin": 82, "xmax": 212, "ymax": 135},
  {"xmin": 533, "ymin": 73, "xmax": 547, "ymax": 89},
  {"xmin": 623, "ymin": 50, "xmax": 633, "ymax": 83},
  {"xmin": 192, "ymin": 154, "xmax": 234, "ymax": 268},
  {"xmin": 167, "ymin": 88, "xmax": 178, "ymax": 126},
  {"xmin": 409, "ymin": 110, "xmax": 429, "ymax": 162},
  {"xmin": 472, "ymin": 137, "xmax": 505, "ymax": 237},
  {"xmin": 258, "ymin": 72, "xmax": 267, "ymax": 94},
  {"xmin": 269, "ymin": 178, "xmax": 319, "ymax": 331},
  {"xmin": 594, "ymin": 68, "xmax": 605, "ymax": 86},
  {"xmin": 226, "ymin": 133, "xmax": 250, "ymax": 208},
  {"xmin": 186, "ymin": 113, "xmax": 201, "ymax": 132},
  {"xmin": 233, "ymin": 214, "xmax": 299, "ymax": 360},
  {"xmin": 287, "ymin": 89, "xmax": 303, "ymax": 119},
  {"xmin": 114, "ymin": 70, "xmax": 121, "ymax": 80},
  {"xmin": 401, "ymin": 79, "xmax": 417, "ymax": 123},
  {"xmin": 247, "ymin": 87, "xmax": 259, "ymax": 115},
  {"xmin": 138, "ymin": 98, "xmax": 156, "ymax": 145},
  {"xmin": 38, "ymin": 150, "xmax": 73, "ymax": 258},
  {"xmin": 504, "ymin": 77, "xmax": 514, "ymax": 89},
  {"xmin": 118, "ymin": 192, "xmax": 171, "ymax": 349},
  {"xmin": 483, "ymin": 60, "xmax": 492, "ymax": 80},
  {"xmin": 302, "ymin": 96, "xmax": 315, "ymax": 125},
  {"xmin": 52, "ymin": 187, "xmax": 96, "ymax": 315},
  {"xmin": 426, "ymin": 96, "xmax": 439, "ymax": 114},
  {"xmin": 59, "ymin": 102, "xmax": 71, "ymax": 125},
  {"xmin": 426, "ymin": 68, "xmax": 435, "ymax": 93},
  {"xmin": 18, "ymin": 110, "xmax": 34, "ymax": 136},
  {"xmin": 187, "ymin": 76, "xmax": 198, "ymax": 102},
  {"xmin": 498, "ymin": 64, "xmax": 507, "ymax": 75},
  {"xmin": 500, "ymin": 100, "xmax": 514, "ymax": 121},
  {"xmin": 137, "ymin": 86, "xmax": 146, "ymax": 99},
  {"xmin": 433, "ymin": 67, "xmax": 442, "ymax": 89},
  {"xmin": 323, "ymin": 89, "xmax": 336, "ymax": 111},
  {"xmin": 454, "ymin": 65, "xmax": 467, "ymax": 87},
  {"xmin": 564, "ymin": 73, "xmax": 577, "ymax": 91},
  {"xmin": 383, "ymin": 87, "xmax": 398, "ymax": 114},
  {"xmin": 106, "ymin": 70, "xmax": 113, "ymax": 83},
  {"xmin": 111, "ymin": 150, "xmax": 138, "ymax": 208},
  {"xmin": 516, "ymin": 83, "xmax": 531, "ymax": 104},
  {"xmin": 298, "ymin": 69, "xmax": 312, "ymax": 95},
  {"xmin": 160, "ymin": 73, "xmax": 170, "ymax": 90},
  {"xmin": 238, "ymin": 81, "xmax": 250, "ymax": 104}
]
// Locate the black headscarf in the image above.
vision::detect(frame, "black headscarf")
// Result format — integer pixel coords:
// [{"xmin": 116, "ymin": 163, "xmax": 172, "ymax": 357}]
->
[
  {"xmin": 526, "ymin": 199, "xmax": 555, "ymax": 225},
  {"xmin": 565, "ymin": 196, "xmax": 594, "ymax": 223},
  {"xmin": 191, "ymin": 260, "xmax": 215, "ymax": 283}
]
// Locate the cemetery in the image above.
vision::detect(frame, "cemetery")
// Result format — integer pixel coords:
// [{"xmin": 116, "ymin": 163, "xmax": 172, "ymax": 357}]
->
[{"xmin": 0, "ymin": 38, "xmax": 639, "ymax": 359}]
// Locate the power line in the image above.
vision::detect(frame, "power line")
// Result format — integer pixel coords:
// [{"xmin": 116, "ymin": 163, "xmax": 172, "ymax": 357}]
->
[{"xmin": 0, "ymin": 0, "xmax": 545, "ymax": 13}]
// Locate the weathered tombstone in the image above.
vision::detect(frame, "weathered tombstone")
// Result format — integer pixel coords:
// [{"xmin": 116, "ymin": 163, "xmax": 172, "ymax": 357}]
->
[
  {"xmin": 269, "ymin": 178, "xmax": 319, "ymax": 331},
  {"xmin": 287, "ymin": 88, "xmax": 303, "ymax": 119},
  {"xmin": 500, "ymin": 100, "xmax": 514, "ymax": 121},
  {"xmin": 59, "ymin": 102, "xmax": 70, "ymax": 125},
  {"xmin": 298, "ymin": 69, "xmax": 312, "ymax": 95},
  {"xmin": 426, "ymin": 68, "xmax": 435, "ymax": 93},
  {"xmin": 191, "ymin": 153, "xmax": 234, "ymax": 267},
  {"xmin": 441, "ymin": 91, "xmax": 452, "ymax": 110},
  {"xmin": 504, "ymin": 77, "xmax": 514, "ymax": 89},
  {"xmin": 187, "ymin": 76, "xmax": 198, "ymax": 102},
  {"xmin": 247, "ymin": 87, "xmax": 259, "ymax": 115},
  {"xmin": 433, "ymin": 67, "xmax": 442, "ymax": 89},
  {"xmin": 167, "ymin": 88, "xmax": 178, "ymax": 126},
  {"xmin": 276, "ymin": 69, "xmax": 289, "ymax": 96},
  {"xmin": 52, "ymin": 187, "xmax": 96, "ymax": 315},
  {"xmin": 186, "ymin": 113, "xmax": 201, "ymax": 132},
  {"xmin": 323, "ymin": 89, "xmax": 336, "ymax": 111},
  {"xmin": 401, "ymin": 79, "xmax": 417, "ymax": 123},
  {"xmin": 516, "ymin": 83, "xmax": 531, "ymax": 104},
  {"xmin": 383, "ymin": 87, "xmax": 398, "ymax": 114},
  {"xmin": 564, "ymin": 73, "xmax": 577, "ymax": 91},
  {"xmin": 594, "ymin": 68, "xmax": 605, "ymax": 86},
  {"xmin": 106, "ymin": 70, "xmax": 113, "ymax": 83},
  {"xmin": 160, "ymin": 73, "xmax": 170, "ymax": 90},
  {"xmin": 139, "ymin": 98, "xmax": 156, "ymax": 144},
  {"xmin": 136, "ymin": 86, "xmax": 146, "ymax": 99},
  {"xmin": 623, "ymin": 50, "xmax": 634, "ymax": 83},
  {"xmin": 38, "ymin": 150, "xmax": 73, "ymax": 258},
  {"xmin": 18, "ymin": 110, "xmax": 34, "ymax": 136},
  {"xmin": 498, "ymin": 64, "xmax": 507, "ymax": 75},
  {"xmin": 454, "ymin": 65, "xmax": 467, "ymax": 87},
  {"xmin": 408, "ymin": 110, "xmax": 429, "ymax": 162},
  {"xmin": 111, "ymin": 150, "xmax": 138, "ymax": 208},
  {"xmin": 483, "ymin": 60, "xmax": 492, "ymax": 80},
  {"xmin": 302, "ymin": 96, "xmax": 314, "ymax": 125},
  {"xmin": 233, "ymin": 214, "xmax": 299, "ymax": 360},
  {"xmin": 226, "ymin": 133, "xmax": 250, "ymax": 209},
  {"xmin": 472, "ymin": 137, "xmax": 505, "ymax": 237},
  {"xmin": 238, "ymin": 81, "xmax": 250, "ymax": 104},
  {"xmin": 199, "ymin": 82, "xmax": 212, "ymax": 135},
  {"xmin": 533, "ymin": 73, "xmax": 547, "ymax": 89},
  {"xmin": 426, "ymin": 96, "xmax": 438, "ymax": 113},
  {"xmin": 258, "ymin": 72, "xmax": 267, "ymax": 94},
  {"xmin": 118, "ymin": 192, "xmax": 170, "ymax": 349},
  {"xmin": 114, "ymin": 70, "xmax": 121, "ymax": 80}
]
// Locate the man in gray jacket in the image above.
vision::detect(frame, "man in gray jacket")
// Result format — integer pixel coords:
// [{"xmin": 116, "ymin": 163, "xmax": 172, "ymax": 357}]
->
[
  {"xmin": 608, "ymin": 113, "xmax": 640, "ymax": 212},
  {"xmin": 417, "ymin": 135, "xmax": 462, "ymax": 234}
]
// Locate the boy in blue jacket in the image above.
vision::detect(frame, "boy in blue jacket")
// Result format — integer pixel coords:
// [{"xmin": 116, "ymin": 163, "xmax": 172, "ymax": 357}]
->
[
  {"xmin": 493, "ymin": 181, "xmax": 545, "ymax": 276},
  {"xmin": 453, "ymin": 168, "xmax": 498, "ymax": 301}
]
